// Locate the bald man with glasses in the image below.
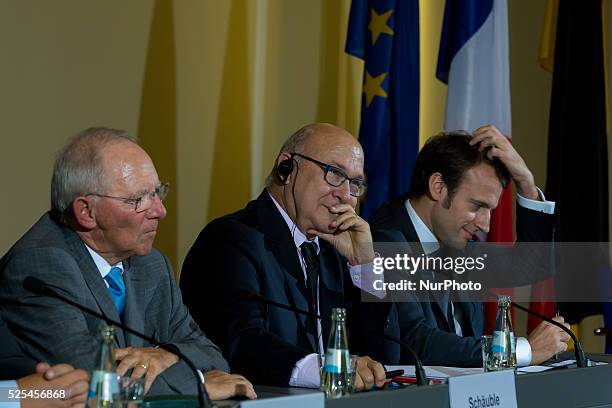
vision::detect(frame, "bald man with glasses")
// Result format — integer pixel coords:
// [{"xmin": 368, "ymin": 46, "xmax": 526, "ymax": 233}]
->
[{"xmin": 181, "ymin": 123, "xmax": 387, "ymax": 390}]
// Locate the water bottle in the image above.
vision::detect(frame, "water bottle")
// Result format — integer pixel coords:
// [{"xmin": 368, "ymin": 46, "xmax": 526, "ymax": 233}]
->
[
  {"xmin": 487, "ymin": 295, "xmax": 517, "ymax": 370},
  {"xmin": 87, "ymin": 325, "xmax": 119, "ymax": 407},
  {"xmin": 320, "ymin": 308, "xmax": 353, "ymax": 397}
]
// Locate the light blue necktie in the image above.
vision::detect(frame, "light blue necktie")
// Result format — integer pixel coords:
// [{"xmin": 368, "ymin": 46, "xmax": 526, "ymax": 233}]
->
[{"xmin": 105, "ymin": 266, "xmax": 126, "ymax": 316}]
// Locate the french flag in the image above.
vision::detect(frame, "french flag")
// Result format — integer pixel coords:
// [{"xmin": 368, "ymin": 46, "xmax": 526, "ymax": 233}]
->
[
  {"xmin": 436, "ymin": 0, "xmax": 515, "ymax": 334},
  {"xmin": 437, "ymin": 0, "xmax": 510, "ymax": 136}
]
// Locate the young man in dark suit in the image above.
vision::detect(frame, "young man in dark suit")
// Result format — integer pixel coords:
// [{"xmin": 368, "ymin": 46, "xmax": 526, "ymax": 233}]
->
[
  {"xmin": 181, "ymin": 123, "xmax": 387, "ymax": 388},
  {"xmin": 362, "ymin": 125, "xmax": 571, "ymax": 367}
]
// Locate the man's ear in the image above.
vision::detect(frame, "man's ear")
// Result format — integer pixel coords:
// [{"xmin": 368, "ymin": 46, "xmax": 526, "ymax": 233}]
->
[
  {"xmin": 428, "ymin": 172, "xmax": 446, "ymax": 202},
  {"xmin": 276, "ymin": 152, "xmax": 292, "ymax": 166},
  {"xmin": 71, "ymin": 197, "xmax": 97, "ymax": 229}
]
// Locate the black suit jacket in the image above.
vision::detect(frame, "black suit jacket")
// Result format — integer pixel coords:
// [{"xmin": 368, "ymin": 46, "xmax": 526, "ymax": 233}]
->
[
  {"xmin": 0, "ymin": 316, "xmax": 36, "ymax": 380},
  {"xmin": 181, "ymin": 191, "xmax": 357, "ymax": 385},
  {"xmin": 357, "ymin": 194, "xmax": 557, "ymax": 367}
]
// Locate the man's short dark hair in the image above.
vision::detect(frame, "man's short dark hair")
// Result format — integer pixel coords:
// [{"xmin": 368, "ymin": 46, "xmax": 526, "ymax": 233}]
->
[{"xmin": 408, "ymin": 131, "xmax": 511, "ymax": 205}]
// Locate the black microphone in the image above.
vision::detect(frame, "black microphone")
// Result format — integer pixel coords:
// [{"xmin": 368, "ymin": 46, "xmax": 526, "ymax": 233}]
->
[
  {"xmin": 482, "ymin": 290, "xmax": 588, "ymax": 368},
  {"xmin": 509, "ymin": 301, "xmax": 588, "ymax": 368},
  {"xmin": 244, "ymin": 291, "xmax": 428, "ymax": 386},
  {"xmin": 23, "ymin": 277, "xmax": 213, "ymax": 408},
  {"xmin": 377, "ymin": 333, "xmax": 427, "ymax": 386},
  {"xmin": 594, "ymin": 327, "xmax": 612, "ymax": 336}
]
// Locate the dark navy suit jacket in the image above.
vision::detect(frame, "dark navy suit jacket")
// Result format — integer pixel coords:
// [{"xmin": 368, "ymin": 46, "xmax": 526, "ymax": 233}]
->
[
  {"xmin": 180, "ymin": 191, "xmax": 358, "ymax": 385},
  {"xmin": 356, "ymin": 194, "xmax": 557, "ymax": 367}
]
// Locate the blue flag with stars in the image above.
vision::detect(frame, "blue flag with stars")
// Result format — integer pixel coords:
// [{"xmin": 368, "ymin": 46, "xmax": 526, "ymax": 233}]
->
[{"xmin": 346, "ymin": 0, "xmax": 420, "ymax": 220}]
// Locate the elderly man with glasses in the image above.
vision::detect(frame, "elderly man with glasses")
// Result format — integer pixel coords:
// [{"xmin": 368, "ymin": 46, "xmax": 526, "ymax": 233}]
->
[
  {"xmin": 0, "ymin": 127, "xmax": 256, "ymax": 400},
  {"xmin": 181, "ymin": 123, "xmax": 387, "ymax": 390}
]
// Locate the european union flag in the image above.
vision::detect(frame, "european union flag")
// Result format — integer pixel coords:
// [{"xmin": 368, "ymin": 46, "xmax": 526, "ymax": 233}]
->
[{"xmin": 346, "ymin": 0, "xmax": 420, "ymax": 220}]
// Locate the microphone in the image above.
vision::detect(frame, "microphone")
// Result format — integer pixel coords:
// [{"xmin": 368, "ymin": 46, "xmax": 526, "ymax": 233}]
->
[
  {"xmin": 594, "ymin": 327, "xmax": 612, "ymax": 336},
  {"xmin": 378, "ymin": 333, "xmax": 427, "ymax": 386},
  {"xmin": 481, "ymin": 290, "xmax": 588, "ymax": 368},
  {"xmin": 244, "ymin": 291, "xmax": 428, "ymax": 386},
  {"xmin": 509, "ymin": 302, "xmax": 588, "ymax": 368},
  {"xmin": 23, "ymin": 277, "xmax": 213, "ymax": 408}
]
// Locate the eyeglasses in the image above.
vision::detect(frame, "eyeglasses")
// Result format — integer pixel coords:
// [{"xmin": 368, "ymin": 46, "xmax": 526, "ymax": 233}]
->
[
  {"xmin": 292, "ymin": 153, "xmax": 367, "ymax": 197},
  {"xmin": 86, "ymin": 182, "xmax": 169, "ymax": 213}
]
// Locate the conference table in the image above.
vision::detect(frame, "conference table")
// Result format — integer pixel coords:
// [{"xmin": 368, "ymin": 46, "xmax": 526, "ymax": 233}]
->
[{"xmin": 146, "ymin": 353, "xmax": 612, "ymax": 407}]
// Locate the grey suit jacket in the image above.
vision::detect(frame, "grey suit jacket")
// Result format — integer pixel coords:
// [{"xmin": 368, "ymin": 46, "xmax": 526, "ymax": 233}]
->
[
  {"xmin": 0, "ymin": 315, "xmax": 36, "ymax": 380},
  {"xmin": 0, "ymin": 212, "xmax": 229, "ymax": 395}
]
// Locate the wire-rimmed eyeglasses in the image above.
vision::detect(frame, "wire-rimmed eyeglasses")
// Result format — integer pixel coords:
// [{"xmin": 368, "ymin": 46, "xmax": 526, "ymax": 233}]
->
[{"xmin": 86, "ymin": 182, "xmax": 169, "ymax": 213}]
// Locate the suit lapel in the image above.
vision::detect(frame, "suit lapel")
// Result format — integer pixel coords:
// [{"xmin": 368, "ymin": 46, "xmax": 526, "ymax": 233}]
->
[
  {"xmin": 121, "ymin": 258, "xmax": 146, "ymax": 347},
  {"xmin": 455, "ymin": 293, "xmax": 481, "ymax": 336},
  {"xmin": 256, "ymin": 192, "xmax": 317, "ymax": 352},
  {"xmin": 388, "ymin": 195, "xmax": 422, "ymax": 247},
  {"xmin": 387, "ymin": 197, "xmax": 452, "ymax": 328},
  {"xmin": 63, "ymin": 229, "xmax": 126, "ymax": 347}
]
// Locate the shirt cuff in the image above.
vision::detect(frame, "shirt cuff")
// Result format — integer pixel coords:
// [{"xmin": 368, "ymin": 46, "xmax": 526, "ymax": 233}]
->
[
  {"xmin": 516, "ymin": 337, "xmax": 532, "ymax": 366},
  {"xmin": 0, "ymin": 380, "xmax": 21, "ymax": 408},
  {"xmin": 517, "ymin": 187, "xmax": 555, "ymax": 214},
  {"xmin": 349, "ymin": 260, "xmax": 386, "ymax": 299},
  {"xmin": 289, "ymin": 353, "xmax": 320, "ymax": 388}
]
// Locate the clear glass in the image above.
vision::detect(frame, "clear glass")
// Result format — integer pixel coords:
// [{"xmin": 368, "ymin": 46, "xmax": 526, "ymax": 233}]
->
[
  {"xmin": 87, "ymin": 325, "xmax": 119, "ymax": 408},
  {"xmin": 482, "ymin": 335, "xmax": 517, "ymax": 372},
  {"xmin": 320, "ymin": 308, "xmax": 354, "ymax": 397},
  {"xmin": 485, "ymin": 295, "xmax": 517, "ymax": 371},
  {"xmin": 114, "ymin": 376, "xmax": 145, "ymax": 408}
]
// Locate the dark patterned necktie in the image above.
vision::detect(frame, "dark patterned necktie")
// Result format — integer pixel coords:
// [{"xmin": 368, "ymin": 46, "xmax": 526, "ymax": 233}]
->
[{"xmin": 300, "ymin": 241, "xmax": 319, "ymax": 343}]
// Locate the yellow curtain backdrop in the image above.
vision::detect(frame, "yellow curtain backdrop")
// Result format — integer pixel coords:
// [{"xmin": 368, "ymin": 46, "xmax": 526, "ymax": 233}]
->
[{"xmin": 139, "ymin": 0, "xmax": 178, "ymax": 270}]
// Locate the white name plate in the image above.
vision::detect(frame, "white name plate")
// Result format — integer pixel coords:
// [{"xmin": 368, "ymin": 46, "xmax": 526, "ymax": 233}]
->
[{"xmin": 448, "ymin": 370, "xmax": 517, "ymax": 408}]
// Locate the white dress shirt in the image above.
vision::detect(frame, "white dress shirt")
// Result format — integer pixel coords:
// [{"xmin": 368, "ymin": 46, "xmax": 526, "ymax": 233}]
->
[{"xmin": 84, "ymin": 244, "xmax": 124, "ymax": 283}]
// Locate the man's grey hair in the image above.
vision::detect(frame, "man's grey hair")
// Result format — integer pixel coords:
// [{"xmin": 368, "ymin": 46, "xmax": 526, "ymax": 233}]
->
[
  {"xmin": 51, "ymin": 127, "xmax": 137, "ymax": 218},
  {"xmin": 264, "ymin": 125, "xmax": 315, "ymax": 187}
]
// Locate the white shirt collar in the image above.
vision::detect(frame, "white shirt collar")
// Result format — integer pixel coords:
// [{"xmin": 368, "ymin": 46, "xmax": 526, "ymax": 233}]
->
[
  {"xmin": 268, "ymin": 191, "xmax": 320, "ymax": 254},
  {"xmin": 84, "ymin": 244, "xmax": 123, "ymax": 279},
  {"xmin": 405, "ymin": 199, "xmax": 440, "ymax": 255}
]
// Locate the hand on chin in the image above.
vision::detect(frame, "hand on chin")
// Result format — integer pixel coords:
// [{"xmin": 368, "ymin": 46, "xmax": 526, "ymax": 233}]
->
[{"xmin": 307, "ymin": 223, "xmax": 338, "ymax": 238}]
